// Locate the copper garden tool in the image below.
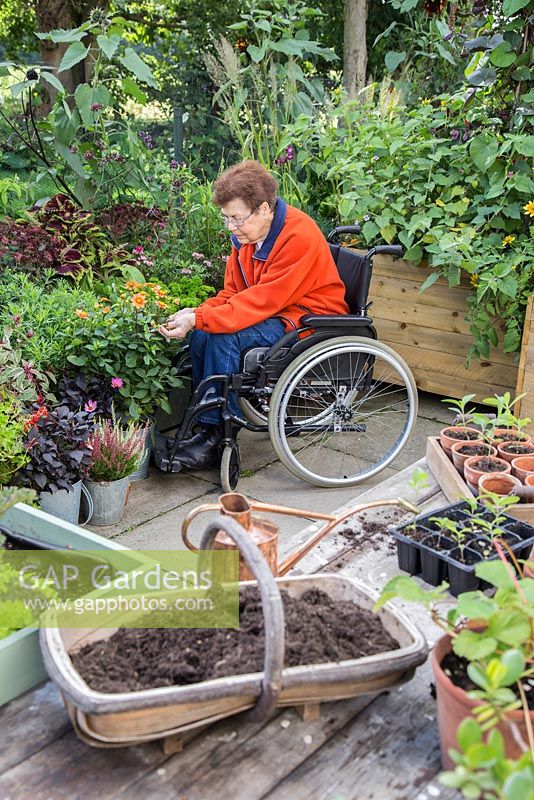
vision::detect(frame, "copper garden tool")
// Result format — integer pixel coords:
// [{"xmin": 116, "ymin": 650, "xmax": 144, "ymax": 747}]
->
[{"xmin": 181, "ymin": 492, "xmax": 418, "ymax": 580}]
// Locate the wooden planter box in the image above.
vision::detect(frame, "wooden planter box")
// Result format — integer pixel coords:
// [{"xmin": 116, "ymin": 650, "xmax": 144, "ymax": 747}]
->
[
  {"xmin": 0, "ymin": 503, "xmax": 137, "ymax": 706},
  {"xmin": 425, "ymin": 436, "xmax": 534, "ymax": 524},
  {"xmin": 368, "ymin": 256, "xmax": 520, "ymax": 401}
]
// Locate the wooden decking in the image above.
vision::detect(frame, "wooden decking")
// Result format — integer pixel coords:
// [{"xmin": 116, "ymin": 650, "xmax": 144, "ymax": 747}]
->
[{"xmin": 0, "ymin": 461, "xmax": 461, "ymax": 800}]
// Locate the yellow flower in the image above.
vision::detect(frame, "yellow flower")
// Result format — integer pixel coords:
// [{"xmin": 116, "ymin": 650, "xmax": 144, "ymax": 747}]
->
[
  {"xmin": 421, "ymin": 98, "xmax": 431, "ymax": 106},
  {"xmin": 75, "ymin": 309, "xmax": 88, "ymax": 318},
  {"xmin": 131, "ymin": 293, "xmax": 146, "ymax": 309},
  {"xmin": 156, "ymin": 300, "xmax": 168, "ymax": 309},
  {"xmin": 470, "ymin": 274, "xmax": 479, "ymax": 288},
  {"xmin": 124, "ymin": 281, "xmax": 141, "ymax": 291},
  {"xmin": 502, "ymin": 235, "xmax": 516, "ymax": 247},
  {"xmin": 155, "ymin": 288, "xmax": 167, "ymax": 297},
  {"xmin": 523, "ymin": 200, "xmax": 534, "ymax": 218},
  {"xmin": 435, "ymin": 199, "xmax": 445, "ymax": 207}
]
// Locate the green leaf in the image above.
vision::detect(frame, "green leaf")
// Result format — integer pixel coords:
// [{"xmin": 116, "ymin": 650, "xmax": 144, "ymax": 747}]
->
[
  {"xmin": 292, "ymin": 91, "xmax": 314, "ymax": 117},
  {"xmin": 503, "ymin": 769, "xmax": 534, "ymax": 800},
  {"xmin": 453, "ymin": 629, "xmax": 497, "ymax": 661},
  {"xmin": 435, "ymin": 42, "xmax": 456, "ymax": 66},
  {"xmin": 58, "ymin": 41, "xmax": 90, "ymax": 73},
  {"xmin": 487, "ymin": 610, "xmax": 531, "ymax": 647},
  {"xmin": 456, "ymin": 718, "xmax": 482, "ymax": 752},
  {"xmin": 74, "ymin": 84, "xmax": 112, "ymax": 128},
  {"xmin": 456, "ymin": 592, "xmax": 495, "ymax": 620},
  {"xmin": 247, "ymin": 43, "xmax": 266, "ymax": 63},
  {"xmin": 385, "ymin": 51, "xmax": 406, "ymax": 72},
  {"xmin": 467, "ymin": 67, "xmax": 497, "ymax": 86},
  {"xmin": 502, "ymin": 0, "xmax": 530, "ymax": 14},
  {"xmin": 119, "ymin": 47, "xmax": 157, "ymax": 88},
  {"xmin": 40, "ymin": 71, "xmax": 65, "ymax": 93},
  {"xmin": 121, "ymin": 77, "xmax": 147, "ymax": 103},
  {"xmin": 475, "ymin": 559, "xmax": 516, "ymax": 589},
  {"xmin": 255, "ymin": 19, "xmax": 271, "ymax": 33},
  {"xmin": 499, "ymin": 649, "xmax": 525, "ymax": 686},
  {"xmin": 97, "ymin": 34, "xmax": 121, "ymax": 60},
  {"xmin": 67, "ymin": 356, "xmax": 86, "ymax": 367},
  {"xmin": 490, "ymin": 43, "xmax": 516, "ymax": 68},
  {"xmin": 511, "ymin": 135, "xmax": 534, "ymax": 157},
  {"xmin": 470, "ymin": 134, "xmax": 499, "ymax": 171},
  {"xmin": 419, "ymin": 272, "xmax": 440, "ymax": 292},
  {"xmin": 362, "ymin": 220, "xmax": 379, "ymax": 241},
  {"xmin": 55, "ymin": 141, "xmax": 85, "ymax": 178},
  {"xmin": 36, "ymin": 29, "xmax": 86, "ymax": 43}
]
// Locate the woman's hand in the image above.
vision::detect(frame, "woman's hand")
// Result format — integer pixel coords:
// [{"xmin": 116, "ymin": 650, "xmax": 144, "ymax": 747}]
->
[{"xmin": 158, "ymin": 311, "xmax": 196, "ymax": 340}]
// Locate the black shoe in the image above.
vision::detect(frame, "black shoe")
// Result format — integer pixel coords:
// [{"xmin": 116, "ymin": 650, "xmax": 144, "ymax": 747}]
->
[{"xmin": 172, "ymin": 426, "xmax": 221, "ymax": 470}]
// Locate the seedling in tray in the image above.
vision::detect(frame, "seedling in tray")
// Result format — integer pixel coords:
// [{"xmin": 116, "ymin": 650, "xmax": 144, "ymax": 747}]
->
[{"xmin": 428, "ymin": 517, "xmax": 469, "ymax": 560}]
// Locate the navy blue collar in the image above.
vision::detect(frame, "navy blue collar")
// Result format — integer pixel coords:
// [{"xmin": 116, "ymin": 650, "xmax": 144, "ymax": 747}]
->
[{"xmin": 230, "ymin": 198, "xmax": 287, "ymax": 261}]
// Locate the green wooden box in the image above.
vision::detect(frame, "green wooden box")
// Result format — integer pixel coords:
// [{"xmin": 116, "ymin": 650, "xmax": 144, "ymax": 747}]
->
[{"xmin": 0, "ymin": 503, "xmax": 137, "ymax": 707}]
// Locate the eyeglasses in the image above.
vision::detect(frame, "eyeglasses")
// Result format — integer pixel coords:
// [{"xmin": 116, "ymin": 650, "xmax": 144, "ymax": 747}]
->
[{"xmin": 220, "ymin": 208, "xmax": 257, "ymax": 228}]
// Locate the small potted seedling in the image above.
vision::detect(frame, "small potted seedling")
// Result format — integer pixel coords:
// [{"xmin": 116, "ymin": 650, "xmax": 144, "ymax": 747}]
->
[
  {"xmin": 484, "ymin": 392, "xmax": 532, "ymax": 445},
  {"xmin": 450, "ymin": 410, "xmax": 498, "ymax": 475},
  {"xmin": 439, "ymin": 394, "xmax": 482, "ymax": 456}
]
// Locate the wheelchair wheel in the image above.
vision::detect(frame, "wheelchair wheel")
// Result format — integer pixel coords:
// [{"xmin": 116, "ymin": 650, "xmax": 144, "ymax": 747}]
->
[
  {"xmin": 239, "ymin": 396, "xmax": 269, "ymax": 426},
  {"xmin": 220, "ymin": 442, "xmax": 241, "ymax": 492},
  {"xmin": 268, "ymin": 337, "xmax": 417, "ymax": 487}
]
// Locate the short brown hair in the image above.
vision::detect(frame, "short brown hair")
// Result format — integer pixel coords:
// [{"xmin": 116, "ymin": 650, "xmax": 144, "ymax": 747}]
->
[{"xmin": 212, "ymin": 160, "xmax": 277, "ymax": 210}]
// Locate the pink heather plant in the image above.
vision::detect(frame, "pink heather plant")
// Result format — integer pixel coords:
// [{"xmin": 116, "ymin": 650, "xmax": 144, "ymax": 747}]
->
[{"xmin": 88, "ymin": 416, "xmax": 146, "ymax": 481}]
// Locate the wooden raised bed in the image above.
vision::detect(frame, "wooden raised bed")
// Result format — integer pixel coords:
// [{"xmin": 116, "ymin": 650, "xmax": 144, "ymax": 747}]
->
[
  {"xmin": 425, "ymin": 436, "xmax": 534, "ymax": 524},
  {"xmin": 368, "ymin": 256, "xmax": 520, "ymax": 401}
]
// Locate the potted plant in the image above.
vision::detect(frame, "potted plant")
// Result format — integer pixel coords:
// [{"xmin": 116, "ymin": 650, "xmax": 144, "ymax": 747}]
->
[
  {"xmin": 439, "ymin": 395, "xmax": 482, "ymax": 456},
  {"xmin": 15, "ymin": 404, "xmax": 93, "ymax": 524},
  {"xmin": 84, "ymin": 415, "xmax": 146, "ymax": 526},
  {"xmin": 375, "ymin": 556, "xmax": 534, "ymax": 797}
]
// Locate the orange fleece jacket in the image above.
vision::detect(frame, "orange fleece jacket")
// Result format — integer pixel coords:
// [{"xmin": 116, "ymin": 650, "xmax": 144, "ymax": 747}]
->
[{"xmin": 194, "ymin": 204, "xmax": 349, "ymax": 334}]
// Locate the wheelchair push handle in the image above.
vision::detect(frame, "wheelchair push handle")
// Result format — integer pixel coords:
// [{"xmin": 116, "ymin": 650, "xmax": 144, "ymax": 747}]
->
[
  {"xmin": 327, "ymin": 224, "xmax": 361, "ymax": 242},
  {"xmin": 371, "ymin": 244, "xmax": 403, "ymax": 258}
]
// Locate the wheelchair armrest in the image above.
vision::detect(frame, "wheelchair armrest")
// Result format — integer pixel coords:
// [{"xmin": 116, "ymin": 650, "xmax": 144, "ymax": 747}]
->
[{"xmin": 301, "ymin": 314, "xmax": 372, "ymax": 327}]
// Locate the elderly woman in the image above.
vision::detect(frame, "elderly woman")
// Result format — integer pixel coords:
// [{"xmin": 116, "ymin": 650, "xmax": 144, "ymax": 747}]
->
[{"xmin": 158, "ymin": 159, "xmax": 348, "ymax": 469}]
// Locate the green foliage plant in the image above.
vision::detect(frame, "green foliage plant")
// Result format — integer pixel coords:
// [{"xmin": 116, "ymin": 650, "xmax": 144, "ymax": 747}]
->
[
  {"xmin": 64, "ymin": 281, "xmax": 183, "ymax": 420},
  {"xmin": 281, "ymin": 84, "xmax": 533, "ymax": 360},
  {"xmin": 0, "ymin": 9, "xmax": 159, "ymax": 209},
  {"xmin": 0, "ymin": 393, "xmax": 29, "ymax": 486},
  {"xmin": 375, "ymin": 557, "xmax": 534, "ymax": 799},
  {"xmin": 204, "ymin": 0, "xmax": 337, "ymax": 202},
  {"xmin": 0, "ymin": 326, "xmax": 53, "ymax": 404},
  {"xmin": 441, "ymin": 394, "xmax": 477, "ymax": 425}
]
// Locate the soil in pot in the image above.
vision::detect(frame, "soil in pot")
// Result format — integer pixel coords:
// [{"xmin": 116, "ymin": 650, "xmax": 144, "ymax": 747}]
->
[
  {"xmin": 455, "ymin": 443, "xmax": 493, "ymax": 457},
  {"xmin": 443, "ymin": 428, "xmax": 480, "ymax": 441},
  {"xmin": 71, "ymin": 586, "xmax": 400, "ymax": 693},
  {"xmin": 498, "ymin": 442, "xmax": 534, "ymax": 459},
  {"xmin": 471, "ymin": 457, "xmax": 508, "ymax": 472},
  {"xmin": 442, "ymin": 650, "xmax": 534, "ymax": 711}
]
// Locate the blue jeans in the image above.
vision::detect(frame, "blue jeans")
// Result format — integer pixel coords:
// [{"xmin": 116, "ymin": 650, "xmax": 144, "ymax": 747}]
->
[{"xmin": 189, "ymin": 318, "xmax": 285, "ymax": 425}]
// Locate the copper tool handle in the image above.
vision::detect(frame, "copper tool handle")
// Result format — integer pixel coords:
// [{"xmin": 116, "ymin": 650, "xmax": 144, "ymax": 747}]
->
[{"xmin": 181, "ymin": 503, "xmax": 222, "ymax": 551}]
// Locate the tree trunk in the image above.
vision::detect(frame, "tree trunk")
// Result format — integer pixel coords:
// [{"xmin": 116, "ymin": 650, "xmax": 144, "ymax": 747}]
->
[
  {"xmin": 36, "ymin": 0, "xmax": 108, "ymax": 98},
  {"xmin": 343, "ymin": 0, "xmax": 368, "ymax": 99}
]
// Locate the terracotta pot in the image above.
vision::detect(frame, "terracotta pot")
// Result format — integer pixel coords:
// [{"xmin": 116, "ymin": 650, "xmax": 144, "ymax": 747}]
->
[
  {"xmin": 478, "ymin": 472, "xmax": 522, "ymax": 498},
  {"xmin": 464, "ymin": 455, "xmax": 511, "ymax": 489},
  {"xmin": 451, "ymin": 441, "xmax": 496, "ymax": 476},
  {"xmin": 497, "ymin": 441, "xmax": 534, "ymax": 464},
  {"xmin": 526, "ymin": 474, "xmax": 534, "ymax": 487},
  {"xmin": 432, "ymin": 635, "xmax": 534, "ymax": 769},
  {"xmin": 511, "ymin": 455, "xmax": 534, "ymax": 484},
  {"xmin": 491, "ymin": 428, "xmax": 531, "ymax": 446},
  {"xmin": 440, "ymin": 426, "xmax": 481, "ymax": 457}
]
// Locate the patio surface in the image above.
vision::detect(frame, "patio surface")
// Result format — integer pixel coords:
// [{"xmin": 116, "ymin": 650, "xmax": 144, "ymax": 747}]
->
[{"xmin": 88, "ymin": 390, "xmax": 451, "ymax": 551}]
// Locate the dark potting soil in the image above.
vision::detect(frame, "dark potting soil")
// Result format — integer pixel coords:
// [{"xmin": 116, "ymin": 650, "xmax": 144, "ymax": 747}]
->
[
  {"xmin": 501, "ymin": 444, "xmax": 534, "ymax": 455},
  {"xmin": 401, "ymin": 525, "xmax": 433, "ymax": 543},
  {"xmin": 446, "ymin": 429, "xmax": 480, "ymax": 441},
  {"xmin": 442, "ymin": 651, "xmax": 534, "ymax": 711},
  {"xmin": 495, "ymin": 433, "xmax": 525, "ymax": 443},
  {"xmin": 337, "ymin": 507, "xmax": 405, "ymax": 554},
  {"xmin": 71, "ymin": 587, "xmax": 400, "ymax": 693},
  {"xmin": 456, "ymin": 444, "xmax": 491, "ymax": 456},
  {"xmin": 470, "ymin": 458, "xmax": 506, "ymax": 473}
]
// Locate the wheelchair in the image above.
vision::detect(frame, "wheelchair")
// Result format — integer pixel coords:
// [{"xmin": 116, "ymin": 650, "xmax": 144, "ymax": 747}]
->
[{"xmin": 153, "ymin": 224, "xmax": 418, "ymax": 492}]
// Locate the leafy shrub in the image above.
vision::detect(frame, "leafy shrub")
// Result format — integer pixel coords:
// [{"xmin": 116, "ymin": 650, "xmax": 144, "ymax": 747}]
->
[
  {"xmin": 282, "ymin": 90, "xmax": 533, "ymax": 359},
  {"xmin": 0, "ymin": 272, "xmax": 96, "ymax": 374},
  {"xmin": 0, "ymin": 219, "xmax": 64, "ymax": 275},
  {"xmin": 96, "ymin": 202, "xmax": 167, "ymax": 245},
  {"xmin": 0, "ymin": 326, "xmax": 53, "ymax": 403},
  {"xmin": 64, "ymin": 283, "xmax": 183, "ymax": 420},
  {"xmin": 16, "ymin": 405, "xmax": 93, "ymax": 494}
]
